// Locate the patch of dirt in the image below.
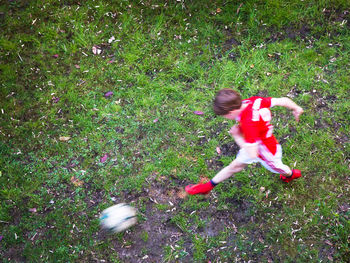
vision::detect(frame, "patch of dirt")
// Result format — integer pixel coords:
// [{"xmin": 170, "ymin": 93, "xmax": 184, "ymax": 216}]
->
[
  {"xmin": 318, "ymin": 244, "xmax": 336, "ymax": 263},
  {"xmin": 100, "ymin": 179, "xmax": 189, "ymax": 262},
  {"xmin": 338, "ymin": 203, "xmax": 350, "ymax": 216},
  {"xmin": 220, "ymin": 142, "xmax": 240, "ymax": 157},
  {"xmin": 310, "ymin": 90, "xmax": 337, "ymax": 112},
  {"xmin": 93, "ymin": 170, "xmax": 261, "ymax": 262},
  {"xmin": 206, "ymin": 157, "xmax": 224, "ymax": 171},
  {"xmin": 115, "ymin": 127, "xmax": 125, "ymax": 134},
  {"xmin": 197, "ymin": 135, "xmax": 208, "ymax": 146},
  {"xmin": 323, "ymin": 9, "xmax": 350, "ymax": 26},
  {"xmin": 264, "ymin": 22, "xmax": 326, "ymax": 49},
  {"xmin": 109, "ymin": 203, "xmax": 183, "ymax": 263},
  {"xmin": 223, "ymin": 29, "xmax": 241, "ymax": 48},
  {"xmin": 220, "ymin": 29, "xmax": 242, "ymax": 61},
  {"xmin": 209, "ymin": 122, "xmax": 229, "ymax": 137},
  {"xmin": 286, "ymin": 85, "xmax": 303, "ymax": 98},
  {"xmin": 266, "ymin": 9, "xmax": 349, "ymax": 46},
  {"xmin": 267, "ymin": 52, "xmax": 282, "ymax": 65},
  {"xmin": 306, "ymin": 91, "xmax": 349, "ymax": 148},
  {"xmin": 1, "ymin": 246, "xmax": 26, "ymax": 263},
  {"xmin": 257, "ymin": 90, "xmax": 270, "ymax": 97},
  {"xmin": 206, "ymin": 142, "xmax": 239, "ymax": 170}
]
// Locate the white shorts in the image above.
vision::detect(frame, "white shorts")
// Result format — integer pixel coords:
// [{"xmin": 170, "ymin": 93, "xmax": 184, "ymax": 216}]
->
[{"xmin": 236, "ymin": 144, "xmax": 291, "ymax": 174}]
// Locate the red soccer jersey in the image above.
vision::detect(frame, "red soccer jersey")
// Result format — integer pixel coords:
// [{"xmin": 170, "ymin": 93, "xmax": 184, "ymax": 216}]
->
[{"xmin": 237, "ymin": 96, "xmax": 278, "ymax": 155}]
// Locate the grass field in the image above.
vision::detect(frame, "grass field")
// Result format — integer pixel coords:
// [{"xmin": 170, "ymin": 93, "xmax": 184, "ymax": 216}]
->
[{"xmin": 1, "ymin": 0, "xmax": 349, "ymax": 262}]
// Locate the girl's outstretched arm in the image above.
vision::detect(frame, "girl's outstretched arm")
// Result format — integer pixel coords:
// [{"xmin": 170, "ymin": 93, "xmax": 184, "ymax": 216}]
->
[{"xmin": 271, "ymin": 97, "xmax": 304, "ymax": 122}]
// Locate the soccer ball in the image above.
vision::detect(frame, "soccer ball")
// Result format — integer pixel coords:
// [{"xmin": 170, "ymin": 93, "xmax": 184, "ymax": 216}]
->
[{"xmin": 99, "ymin": 203, "xmax": 137, "ymax": 233}]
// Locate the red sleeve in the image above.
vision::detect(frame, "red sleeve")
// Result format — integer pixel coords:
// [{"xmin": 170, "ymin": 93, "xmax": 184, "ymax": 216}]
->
[
  {"xmin": 246, "ymin": 96, "xmax": 272, "ymax": 108},
  {"xmin": 260, "ymin": 97, "xmax": 272, "ymax": 108}
]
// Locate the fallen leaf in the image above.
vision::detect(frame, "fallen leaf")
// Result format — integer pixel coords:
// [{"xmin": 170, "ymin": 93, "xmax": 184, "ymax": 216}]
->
[
  {"xmin": 70, "ymin": 176, "xmax": 84, "ymax": 187},
  {"xmin": 104, "ymin": 91, "xmax": 113, "ymax": 97},
  {"xmin": 92, "ymin": 45, "xmax": 102, "ymax": 55},
  {"xmin": 339, "ymin": 204, "xmax": 349, "ymax": 212},
  {"xmin": 108, "ymin": 36, "xmax": 115, "ymax": 43},
  {"xmin": 193, "ymin": 111, "xmax": 204, "ymax": 115},
  {"xmin": 325, "ymin": 240, "xmax": 333, "ymax": 246},
  {"xmin": 100, "ymin": 154, "xmax": 108, "ymax": 163},
  {"xmin": 236, "ymin": 3, "xmax": 243, "ymax": 14},
  {"xmin": 59, "ymin": 136, "xmax": 71, "ymax": 142}
]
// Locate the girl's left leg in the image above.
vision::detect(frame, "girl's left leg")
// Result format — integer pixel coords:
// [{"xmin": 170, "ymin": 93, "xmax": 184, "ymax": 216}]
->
[{"xmin": 258, "ymin": 144, "xmax": 301, "ymax": 182}]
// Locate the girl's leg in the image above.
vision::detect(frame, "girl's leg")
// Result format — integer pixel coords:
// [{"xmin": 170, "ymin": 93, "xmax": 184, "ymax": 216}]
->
[
  {"xmin": 258, "ymin": 144, "xmax": 292, "ymax": 175},
  {"xmin": 185, "ymin": 159, "xmax": 246, "ymax": 195},
  {"xmin": 211, "ymin": 159, "xmax": 247, "ymax": 184},
  {"xmin": 258, "ymin": 144, "xmax": 301, "ymax": 182}
]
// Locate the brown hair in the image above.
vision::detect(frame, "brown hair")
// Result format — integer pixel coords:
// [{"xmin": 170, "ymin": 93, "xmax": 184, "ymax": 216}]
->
[{"xmin": 213, "ymin": 88, "xmax": 242, "ymax": 115}]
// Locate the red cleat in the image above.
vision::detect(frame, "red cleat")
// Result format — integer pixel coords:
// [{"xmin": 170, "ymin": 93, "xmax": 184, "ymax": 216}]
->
[
  {"xmin": 185, "ymin": 182, "xmax": 214, "ymax": 195},
  {"xmin": 280, "ymin": 169, "xmax": 302, "ymax": 183}
]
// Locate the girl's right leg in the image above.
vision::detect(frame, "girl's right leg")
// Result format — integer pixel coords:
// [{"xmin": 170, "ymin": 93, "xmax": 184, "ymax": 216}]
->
[
  {"xmin": 211, "ymin": 159, "xmax": 247, "ymax": 184},
  {"xmin": 185, "ymin": 159, "xmax": 246, "ymax": 195}
]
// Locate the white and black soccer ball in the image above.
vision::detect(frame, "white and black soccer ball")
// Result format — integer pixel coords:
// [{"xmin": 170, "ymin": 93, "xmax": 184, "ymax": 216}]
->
[{"xmin": 99, "ymin": 203, "xmax": 137, "ymax": 233}]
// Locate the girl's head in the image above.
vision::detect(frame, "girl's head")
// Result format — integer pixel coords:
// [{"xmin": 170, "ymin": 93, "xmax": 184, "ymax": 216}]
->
[{"xmin": 213, "ymin": 88, "xmax": 242, "ymax": 116}]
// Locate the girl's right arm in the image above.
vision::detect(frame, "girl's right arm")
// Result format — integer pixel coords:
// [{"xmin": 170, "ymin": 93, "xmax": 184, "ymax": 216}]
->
[
  {"xmin": 229, "ymin": 125, "xmax": 259, "ymax": 159},
  {"xmin": 229, "ymin": 125, "xmax": 245, "ymax": 148}
]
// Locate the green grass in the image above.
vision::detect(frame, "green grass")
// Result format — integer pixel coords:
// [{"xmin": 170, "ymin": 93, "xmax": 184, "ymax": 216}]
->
[{"xmin": 1, "ymin": 0, "xmax": 349, "ymax": 262}]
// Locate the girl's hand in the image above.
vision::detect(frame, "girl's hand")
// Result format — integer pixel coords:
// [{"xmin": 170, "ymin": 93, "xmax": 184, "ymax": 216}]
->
[
  {"xmin": 229, "ymin": 125, "xmax": 240, "ymax": 136},
  {"xmin": 229, "ymin": 125, "xmax": 246, "ymax": 149},
  {"xmin": 293, "ymin": 106, "xmax": 304, "ymax": 122}
]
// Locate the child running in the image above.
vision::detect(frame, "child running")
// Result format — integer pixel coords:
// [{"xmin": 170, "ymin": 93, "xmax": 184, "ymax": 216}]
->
[{"xmin": 185, "ymin": 88, "xmax": 304, "ymax": 195}]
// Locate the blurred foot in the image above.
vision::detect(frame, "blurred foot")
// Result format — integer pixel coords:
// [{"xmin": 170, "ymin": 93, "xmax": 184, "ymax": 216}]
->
[
  {"xmin": 280, "ymin": 169, "xmax": 302, "ymax": 183},
  {"xmin": 185, "ymin": 181, "xmax": 214, "ymax": 195}
]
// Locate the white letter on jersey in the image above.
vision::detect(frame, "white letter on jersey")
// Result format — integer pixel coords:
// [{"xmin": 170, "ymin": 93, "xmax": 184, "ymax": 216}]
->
[{"xmin": 259, "ymin": 108, "xmax": 272, "ymax": 122}]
